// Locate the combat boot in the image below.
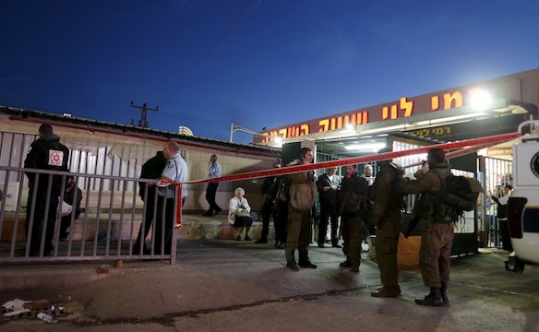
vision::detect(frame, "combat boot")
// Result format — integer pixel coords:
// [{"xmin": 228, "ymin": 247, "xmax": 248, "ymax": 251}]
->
[
  {"xmin": 350, "ymin": 260, "xmax": 360, "ymax": 273},
  {"xmin": 441, "ymin": 282, "xmax": 450, "ymax": 306},
  {"xmin": 286, "ymin": 259, "xmax": 300, "ymax": 271},
  {"xmin": 286, "ymin": 250, "xmax": 300, "ymax": 271},
  {"xmin": 340, "ymin": 256, "xmax": 352, "ymax": 267},
  {"xmin": 371, "ymin": 285, "xmax": 401, "ymax": 297},
  {"xmin": 415, "ymin": 288, "xmax": 444, "ymax": 307},
  {"xmin": 298, "ymin": 251, "xmax": 317, "ymax": 269}
]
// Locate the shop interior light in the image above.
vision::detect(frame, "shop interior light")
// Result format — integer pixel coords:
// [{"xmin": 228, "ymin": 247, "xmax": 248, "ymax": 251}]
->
[
  {"xmin": 360, "ymin": 124, "xmax": 406, "ymax": 135},
  {"xmin": 345, "ymin": 142, "xmax": 386, "ymax": 152}
]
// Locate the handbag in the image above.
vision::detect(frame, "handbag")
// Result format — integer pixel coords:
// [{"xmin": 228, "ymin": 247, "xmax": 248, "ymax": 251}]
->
[{"xmin": 234, "ymin": 208, "xmax": 251, "ymax": 218}]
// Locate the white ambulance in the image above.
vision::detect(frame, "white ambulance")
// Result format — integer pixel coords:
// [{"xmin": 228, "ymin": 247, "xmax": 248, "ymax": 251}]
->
[{"xmin": 506, "ymin": 119, "xmax": 539, "ymax": 273}]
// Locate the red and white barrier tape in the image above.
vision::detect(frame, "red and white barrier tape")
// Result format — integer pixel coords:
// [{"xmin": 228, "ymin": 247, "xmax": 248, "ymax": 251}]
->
[{"xmin": 160, "ymin": 131, "xmax": 520, "ymax": 227}]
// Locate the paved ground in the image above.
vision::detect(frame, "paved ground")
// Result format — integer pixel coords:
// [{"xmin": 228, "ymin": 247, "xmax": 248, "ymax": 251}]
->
[{"xmin": 1, "ymin": 239, "xmax": 538, "ymax": 332}]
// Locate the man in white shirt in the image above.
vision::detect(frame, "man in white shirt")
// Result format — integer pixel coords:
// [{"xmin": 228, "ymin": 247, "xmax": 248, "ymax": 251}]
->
[{"xmin": 203, "ymin": 154, "xmax": 222, "ymax": 216}]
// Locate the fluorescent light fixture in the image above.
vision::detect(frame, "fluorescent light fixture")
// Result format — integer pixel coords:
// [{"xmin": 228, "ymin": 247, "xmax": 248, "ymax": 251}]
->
[
  {"xmin": 345, "ymin": 142, "xmax": 386, "ymax": 152},
  {"xmin": 429, "ymin": 112, "xmax": 485, "ymax": 124},
  {"xmin": 274, "ymin": 136, "xmax": 283, "ymax": 144},
  {"xmin": 345, "ymin": 123, "xmax": 355, "ymax": 130}
]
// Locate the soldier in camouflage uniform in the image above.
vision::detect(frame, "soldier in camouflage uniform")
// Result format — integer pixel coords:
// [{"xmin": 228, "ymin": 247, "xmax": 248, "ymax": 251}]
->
[
  {"xmin": 370, "ymin": 150, "xmax": 405, "ymax": 297},
  {"xmin": 399, "ymin": 148, "xmax": 452, "ymax": 307}
]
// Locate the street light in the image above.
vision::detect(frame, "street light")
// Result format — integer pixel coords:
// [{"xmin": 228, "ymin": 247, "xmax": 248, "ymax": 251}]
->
[{"xmin": 229, "ymin": 122, "xmax": 281, "ymax": 145}]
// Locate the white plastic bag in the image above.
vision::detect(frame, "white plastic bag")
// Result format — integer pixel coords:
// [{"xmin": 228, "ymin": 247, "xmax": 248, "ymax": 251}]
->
[{"xmin": 58, "ymin": 198, "xmax": 73, "ymax": 216}]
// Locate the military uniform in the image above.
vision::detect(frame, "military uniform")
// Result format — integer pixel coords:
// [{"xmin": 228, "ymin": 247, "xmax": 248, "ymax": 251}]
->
[
  {"xmin": 369, "ymin": 162, "xmax": 404, "ymax": 297},
  {"xmin": 399, "ymin": 163, "xmax": 453, "ymax": 306},
  {"xmin": 338, "ymin": 172, "xmax": 368, "ymax": 272},
  {"xmin": 284, "ymin": 171, "xmax": 318, "ymax": 270}
]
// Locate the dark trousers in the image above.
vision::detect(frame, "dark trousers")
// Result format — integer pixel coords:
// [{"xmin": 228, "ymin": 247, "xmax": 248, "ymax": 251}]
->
[
  {"xmin": 319, "ymin": 201, "xmax": 339, "ymax": 245},
  {"xmin": 275, "ymin": 201, "xmax": 289, "ymax": 244},
  {"xmin": 60, "ymin": 215, "xmax": 74, "ymax": 238},
  {"xmin": 205, "ymin": 182, "xmax": 220, "ymax": 214},
  {"xmin": 260, "ymin": 199, "xmax": 276, "ymax": 240},
  {"xmin": 154, "ymin": 196, "xmax": 184, "ymax": 255},
  {"xmin": 341, "ymin": 215, "xmax": 364, "ymax": 264},
  {"xmin": 25, "ymin": 189, "xmax": 58, "ymax": 254},
  {"xmin": 285, "ymin": 207, "xmax": 312, "ymax": 262},
  {"xmin": 499, "ymin": 218, "xmax": 513, "ymax": 252},
  {"xmin": 134, "ymin": 192, "xmax": 159, "ymax": 253}
]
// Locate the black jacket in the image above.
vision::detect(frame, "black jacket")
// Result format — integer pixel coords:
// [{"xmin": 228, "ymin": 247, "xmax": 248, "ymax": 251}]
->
[
  {"xmin": 138, "ymin": 151, "xmax": 167, "ymax": 200},
  {"xmin": 24, "ymin": 133, "xmax": 70, "ymax": 195}
]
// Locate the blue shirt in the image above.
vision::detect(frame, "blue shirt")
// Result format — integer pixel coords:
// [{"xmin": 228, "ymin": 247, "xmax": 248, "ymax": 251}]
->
[
  {"xmin": 208, "ymin": 161, "xmax": 221, "ymax": 179},
  {"xmin": 159, "ymin": 154, "xmax": 188, "ymax": 198}
]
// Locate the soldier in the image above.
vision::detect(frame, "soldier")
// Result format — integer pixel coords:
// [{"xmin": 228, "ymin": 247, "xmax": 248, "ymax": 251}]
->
[
  {"xmin": 369, "ymin": 148, "xmax": 405, "ymax": 297},
  {"xmin": 337, "ymin": 164, "xmax": 369, "ymax": 272},
  {"xmin": 284, "ymin": 147, "xmax": 318, "ymax": 271},
  {"xmin": 399, "ymin": 148, "xmax": 452, "ymax": 306}
]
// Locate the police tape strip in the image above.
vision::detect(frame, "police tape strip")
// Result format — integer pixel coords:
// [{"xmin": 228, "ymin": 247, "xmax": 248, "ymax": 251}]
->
[
  {"xmin": 183, "ymin": 131, "xmax": 520, "ymax": 185},
  {"xmin": 403, "ymin": 140, "xmax": 508, "ymax": 169},
  {"xmin": 160, "ymin": 131, "xmax": 521, "ymax": 228}
]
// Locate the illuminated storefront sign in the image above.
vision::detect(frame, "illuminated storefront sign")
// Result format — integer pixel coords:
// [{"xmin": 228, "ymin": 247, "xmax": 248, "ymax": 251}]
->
[
  {"xmin": 259, "ymin": 90, "xmax": 469, "ymax": 143},
  {"xmin": 255, "ymin": 71, "xmax": 533, "ymax": 143}
]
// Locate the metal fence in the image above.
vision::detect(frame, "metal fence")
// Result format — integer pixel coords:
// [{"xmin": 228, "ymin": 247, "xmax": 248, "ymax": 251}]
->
[{"xmin": 0, "ymin": 166, "xmax": 177, "ymax": 264}]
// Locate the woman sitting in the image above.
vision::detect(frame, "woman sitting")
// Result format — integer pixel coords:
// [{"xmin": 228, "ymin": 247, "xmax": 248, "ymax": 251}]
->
[{"xmin": 229, "ymin": 187, "xmax": 253, "ymax": 241}]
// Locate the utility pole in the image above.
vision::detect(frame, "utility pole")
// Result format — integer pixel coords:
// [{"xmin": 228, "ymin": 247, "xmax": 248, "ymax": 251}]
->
[{"xmin": 130, "ymin": 101, "xmax": 158, "ymax": 128}]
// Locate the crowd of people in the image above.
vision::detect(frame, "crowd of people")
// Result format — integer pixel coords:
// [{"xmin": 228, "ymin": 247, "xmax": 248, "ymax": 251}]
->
[{"xmin": 24, "ymin": 123, "xmax": 505, "ymax": 308}]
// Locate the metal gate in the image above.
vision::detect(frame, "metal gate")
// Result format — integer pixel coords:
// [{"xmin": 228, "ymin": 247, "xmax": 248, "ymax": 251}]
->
[{"xmin": 478, "ymin": 156, "xmax": 513, "ymax": 249}]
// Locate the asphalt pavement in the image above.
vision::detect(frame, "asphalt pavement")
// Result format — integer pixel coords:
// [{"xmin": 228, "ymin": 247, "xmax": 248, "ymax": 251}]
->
[{"xmin": 1, "ymin": 237, "xmax": 538, "ymax": 332}]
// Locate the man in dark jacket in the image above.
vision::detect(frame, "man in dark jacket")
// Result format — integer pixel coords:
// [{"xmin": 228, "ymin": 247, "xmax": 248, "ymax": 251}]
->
[
  {"xmin": 316, "ymin": 167, "xmax": 342, "ymax": 248},
  {"xmin": 133, "ymin": 150, "xmax": 167, "ymax": 255},
  {"xmin": 338, "ymin": 164, "xmax": 368, "ymax": 273},
  {"xmin": 24, "ymin": 123, "xmax": 70, "ymax": 256},
  {"xmin": 59, "ymin": 175, "xmax": 83, "ymax": 241},
  {"xmin": 255, "ymin": 162, "xmax": 281, "ymax": 244}
]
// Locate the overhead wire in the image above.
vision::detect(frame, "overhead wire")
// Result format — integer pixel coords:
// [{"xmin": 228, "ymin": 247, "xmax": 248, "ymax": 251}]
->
[
  {"xmin": 147, "ymin": 0, "xmax": 232, "ymax": 102},
  {"xmin": 130, "ymin": 0, "xmax": 202, "ymax": 102},
  {"xmin": 159, "ymin": 0, "xmax": 264, "ymax": 105}
]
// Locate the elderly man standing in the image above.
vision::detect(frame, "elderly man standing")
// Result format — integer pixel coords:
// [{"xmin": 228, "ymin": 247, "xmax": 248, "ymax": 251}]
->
[
  {"xmin": 155, "ymin": 141, "xmax": 188, "ymax": 255},
  {"xmin": 316, "ymin": 167, "xmax": 342, "ymax": 248}
]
